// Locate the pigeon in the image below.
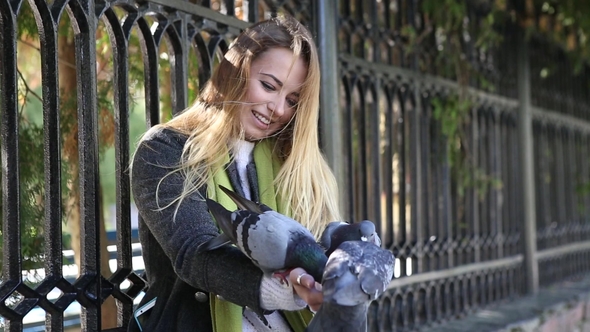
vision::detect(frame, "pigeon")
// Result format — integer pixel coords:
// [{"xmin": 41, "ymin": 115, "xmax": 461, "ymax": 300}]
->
[
  {"xmin": 197, "ymin": 187, "xmax": 273, "ymax": 252},
  {"xmin": 306, "ymin": 241, "xmax": 395, "ymax": 332},
  {"xmin": 319, "ymin": 220, "xmax": 382, "ymax": 257},
  {"xmin": 198, "ymin": 185, "xmax": 328, "ymax": 282}
]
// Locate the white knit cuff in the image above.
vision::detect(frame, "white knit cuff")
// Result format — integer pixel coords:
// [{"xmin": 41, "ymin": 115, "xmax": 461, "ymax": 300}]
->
[{"xmin": 259, "ymin": 273, "xmax": 307, "ymax": 311}]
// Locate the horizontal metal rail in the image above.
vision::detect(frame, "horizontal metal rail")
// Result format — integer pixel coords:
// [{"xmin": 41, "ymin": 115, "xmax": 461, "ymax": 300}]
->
[
  {"xmin": 536, "ymin": 240, "xmax": 590, "ymax": 260},
  {"xmin": 148, "ymin": 0, "xmax": 250, "ymax": 30},
  {"xmin": 340, "ymin": 54, "xmax": 590, "ymax": 134},
  {"xmin": 387, "ymin": 255, "xmax": 524, "ymax": 289}
]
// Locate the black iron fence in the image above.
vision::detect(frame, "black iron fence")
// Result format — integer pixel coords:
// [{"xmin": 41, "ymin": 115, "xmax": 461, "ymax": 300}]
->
[{"xmin": 1, "ymin": 0, "xmax": 589, "ymax": 331}]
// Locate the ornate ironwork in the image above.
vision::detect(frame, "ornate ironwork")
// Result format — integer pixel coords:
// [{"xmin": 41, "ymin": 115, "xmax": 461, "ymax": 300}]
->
[{"xmin": 1, "ymin": 0, "xmax": 589, "ymax": 331}]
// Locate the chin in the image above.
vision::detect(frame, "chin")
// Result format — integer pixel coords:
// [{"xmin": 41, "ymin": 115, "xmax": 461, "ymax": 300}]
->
[{"xmin": 247, "ymin": 131, "xmax": 271, "ymax": 141}]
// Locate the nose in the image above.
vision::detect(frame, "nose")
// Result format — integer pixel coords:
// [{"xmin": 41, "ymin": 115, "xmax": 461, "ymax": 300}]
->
[{"xmin": 268, "ymin": 98, "xmax": 285, "ymax": 118}]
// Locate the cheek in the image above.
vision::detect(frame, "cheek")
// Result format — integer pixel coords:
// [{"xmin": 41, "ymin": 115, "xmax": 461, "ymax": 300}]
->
[
  {"xmin": 245, "ymin": 84, "xmax": 264, "ymax": 102},
  {"xmin": 275, "ymin": 111, "xmax": 296, "ymax": 129},
  {"xmin": 285, "ymin": 109, "xmax": 296, "ymax": 123}
]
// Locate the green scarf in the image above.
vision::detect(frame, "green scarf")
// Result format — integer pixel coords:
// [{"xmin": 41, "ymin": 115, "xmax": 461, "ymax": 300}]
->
[{"xmin": 206, "ymin": 139, "xmax": 314, "ymax": 332}]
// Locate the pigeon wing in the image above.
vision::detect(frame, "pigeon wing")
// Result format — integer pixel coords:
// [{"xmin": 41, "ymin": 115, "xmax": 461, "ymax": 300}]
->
[
  {"xmin": 323, "ymin": 241, "xmax": 394, "ymax": 306},
  {"xmin": 197, "ymin": 198, "xmax": 250, "ymax": 253}
]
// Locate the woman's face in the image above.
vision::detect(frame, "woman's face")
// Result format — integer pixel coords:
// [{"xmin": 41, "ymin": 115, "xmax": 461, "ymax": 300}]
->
[{"xmin": 238, "ymin": 47, "xmax": 307, "ymax": 141}]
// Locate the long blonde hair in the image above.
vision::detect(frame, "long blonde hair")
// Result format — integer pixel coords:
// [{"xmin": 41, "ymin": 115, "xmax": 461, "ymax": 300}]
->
[{"xmin": 148, "ymin": 15, "xmax": 341, "ymax": 237}]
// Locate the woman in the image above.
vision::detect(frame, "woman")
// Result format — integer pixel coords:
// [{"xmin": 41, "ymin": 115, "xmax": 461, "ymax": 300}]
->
[{"xmin": 129, "ymin": 14, "xmax": 342, "ymax": 332}]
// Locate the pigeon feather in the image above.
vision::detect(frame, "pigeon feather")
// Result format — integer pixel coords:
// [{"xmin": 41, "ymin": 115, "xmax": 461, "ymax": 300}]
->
[
  {"xmin": 198, "ymin": 186, "xmax": 328, "ymax": 282},
  {"xmin": 306, "ymin": 241, "xmax": 394, "ymax": 332}
]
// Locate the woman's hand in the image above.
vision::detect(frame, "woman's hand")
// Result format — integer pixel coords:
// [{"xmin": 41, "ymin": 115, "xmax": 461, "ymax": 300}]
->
[{"xmin": 289, "ymin": 268, "xmax": 323, "ymax": 312}]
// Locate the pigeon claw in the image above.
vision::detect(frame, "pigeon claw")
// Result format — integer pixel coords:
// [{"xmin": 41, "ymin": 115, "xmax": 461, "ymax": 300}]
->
[{"xmin": 272, "ymin": 268, "xmax": 295, "ymax": 286}]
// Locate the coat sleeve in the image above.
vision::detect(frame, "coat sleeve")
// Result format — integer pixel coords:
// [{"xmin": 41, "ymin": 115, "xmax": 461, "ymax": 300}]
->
[{"xmin": 131, "ymin": 127, "xmax": 264, "ymax": 310}]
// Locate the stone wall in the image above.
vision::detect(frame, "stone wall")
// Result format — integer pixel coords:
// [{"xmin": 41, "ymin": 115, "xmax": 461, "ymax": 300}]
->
[
  {"xmin": 422, "ymin": 275, "xmax": 590, "ymax": 332},
  {"xmin": 502, "ymin": 291, "xmax": 590, "ymax": 332}
]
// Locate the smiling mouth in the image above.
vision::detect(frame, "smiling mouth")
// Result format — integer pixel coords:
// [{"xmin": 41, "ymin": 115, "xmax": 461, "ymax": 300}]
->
[{"xmin": 253, "ymin": 111, "xmax": 271, "ymax": 125}]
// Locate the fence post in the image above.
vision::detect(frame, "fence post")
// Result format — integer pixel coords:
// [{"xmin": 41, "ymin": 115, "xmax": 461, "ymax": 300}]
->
[
  {"xmin": 314, "ymin": 2, "xmax": 346, "ymax": 211},
  {"xmin": 517, "ymin": 28, "xmax": 539, "ymax": 294}
]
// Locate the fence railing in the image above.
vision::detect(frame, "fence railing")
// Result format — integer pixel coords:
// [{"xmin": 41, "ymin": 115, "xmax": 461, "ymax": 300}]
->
[{"xmin": 1, "ymin": 1, "xmax": 590, "ymax": 331}]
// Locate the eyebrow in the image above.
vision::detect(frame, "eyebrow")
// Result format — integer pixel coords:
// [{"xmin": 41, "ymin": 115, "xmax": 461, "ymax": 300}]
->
[
  {"xmin": 261, "ymin": 73, "xmax": 283, "ymax": 87},
  {"xmin": 260, "ymin": 72, "xmax": 301, "ymax": 97}
]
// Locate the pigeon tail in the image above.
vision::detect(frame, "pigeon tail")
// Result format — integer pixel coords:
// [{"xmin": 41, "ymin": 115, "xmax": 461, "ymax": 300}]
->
[
  {"xmin": 204, "ymin": 198, "xmax": 240, "ymax": 244},
  {"xmin": 219, "ymin": 185, "xmax": 272, "ymax": 213},
  {"xmin": 197, "ymin": 233, "xmax": 232, "ymax": 252},
  {"xmin": 305, "ymin": 302, "xmax": 369, "ymax": 332}
]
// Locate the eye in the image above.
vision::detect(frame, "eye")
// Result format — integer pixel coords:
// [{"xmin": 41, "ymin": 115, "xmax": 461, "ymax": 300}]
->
[
  {"xmin": 287, "ymin": 97, "xmax": 298, "ymax": 108},
  {"xmin": 261, "ymin": 81, "xmax": 275, "ymax": 91}
]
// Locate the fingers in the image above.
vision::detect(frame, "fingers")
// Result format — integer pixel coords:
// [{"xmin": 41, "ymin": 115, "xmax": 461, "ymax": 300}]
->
[
  {"xmin": 289, "ymin": 268, "xmax": 323, "ymax": 311},
  {"xmin": 289, "ymin": 268, "xmax": 318, "ymax": 289}
]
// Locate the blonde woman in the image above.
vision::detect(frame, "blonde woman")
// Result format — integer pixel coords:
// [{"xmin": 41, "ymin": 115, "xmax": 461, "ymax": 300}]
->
[{"xmin": 129, "ymin": 15, "xmax": 342, "ymax": 332}]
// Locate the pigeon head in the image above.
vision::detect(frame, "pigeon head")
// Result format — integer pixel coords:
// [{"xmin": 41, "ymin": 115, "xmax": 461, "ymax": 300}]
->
[{"xmin": 320, "ymin": 220, "xmax": 381, "ymax": 257}]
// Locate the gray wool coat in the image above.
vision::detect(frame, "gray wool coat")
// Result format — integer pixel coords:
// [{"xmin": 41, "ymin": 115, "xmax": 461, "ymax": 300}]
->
[{"xmin": 128, "ymin": 127, "xmax": 273, "ymax": 331}]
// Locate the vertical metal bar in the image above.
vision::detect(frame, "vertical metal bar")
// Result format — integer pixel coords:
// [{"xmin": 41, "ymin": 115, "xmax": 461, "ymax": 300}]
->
[
  {"xmin": 248, "ymin": 0, "xmax": 259, "ymax": 22},
  {"xmin": 512, "ymin": 114, "xmax": 523, "ymax": 257},
  {"xmin": 406, "ymin": 0, "xmax": 424, "ymax": 275},
  {"xmin": 382, "ymin": 87, "xmax": 394, "ymax": 248},
  {"xmin": 517, "ymin": 29, "xmax": 538, "ymax": 294},
  {"xmin": 358, "ymin": 85, "xmax": 368, "ymax": 220},
  {"xmin": 36, "ymin": 1, "xmax": 65, "ymax": 329},
  {"xmin": 70, "ymin": 0, "xmax": 101, "ymax": 329},
  {"xmin": 104, "ymin": 8, "xmax": 135, "ymax": 325},
  {"xmin": 137, "ymin": 18, "xmax": 160, "ymax": 127},
  {"xmin": 367, "ymin": 87, "xmax": 381, "ymax": 224},
  {"xmin": 443, "ymin": 122, "xmax": 454, "ymax": 268},
  {"xmin": 39, "ymin": 0, "xmax": 63, "ymax": 281},
  {"xmin": 424, "ymin": 97, "xmax": 435, "ymax": 271},
  {"xmin": 315, "ymin": 0, "xmax": 346, "ymax": 212},
  {"xmin": 575, "ymin": 133, "xmax": 582, "ymax": 227},
  {"xmin": 471, "ymin": 109, "xmax": 480, "ymax": 263},
  {"xmin": 0, "ymin": 1, "xmax": 24, "ymax": 330},
  {"xmin": 0, "ymin": 0, "xmax": 22, "ymax": 281},
  {"xmin": 224, "ymin": 0, "xmax": 234, "ymax": 16},
  {"xmin": 581, "ymin": 134, "xmax": 590, "ymax": 225},
  {"xmin": 399, "ymin": 90, "xmax": 408, "ymax": 277},
  {"xmin": 171, "ymin": 20, "xmax": 188, "ymax": 114},
  {"xmin": 566, "ymin": 132, "xmax": 577, "ymax": 241},
  {"xmin": 493, "ymin": 112, "xmax": 503, "ymax": 259},
  {"xmin": 554, "ymin": 129, "xmax": 566, "ymax": 231},
  {"xmin": 342, "ymin": 77, "xmax": 354, "ymax": 219}
]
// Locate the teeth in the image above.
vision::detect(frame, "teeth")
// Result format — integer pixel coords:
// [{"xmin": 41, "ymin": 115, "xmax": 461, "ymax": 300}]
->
[{"xmin": 254, "ymin": 112, "xmax": 270, "ymax": 125}]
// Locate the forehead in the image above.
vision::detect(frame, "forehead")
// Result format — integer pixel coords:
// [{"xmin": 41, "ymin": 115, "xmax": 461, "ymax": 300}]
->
[{"xmin": 250, "ymin": 48, "xmax": 308, "ymax": 90}]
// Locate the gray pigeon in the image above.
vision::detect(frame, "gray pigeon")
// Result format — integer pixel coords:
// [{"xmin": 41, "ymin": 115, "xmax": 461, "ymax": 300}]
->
[
  {"xmin": 197, "ymin": 186, "xmax": 273, "ymax": 251},
  {"xmin": 319, "ymin": 220, "xmax": 382, "ymax": 257},
  {"xmin": 198, "ymin": 185, "xmax": 328, "ymax": 282},
  {"xmin": 306, "ymin": 241, "xmax": 395, "ymax": 332}
]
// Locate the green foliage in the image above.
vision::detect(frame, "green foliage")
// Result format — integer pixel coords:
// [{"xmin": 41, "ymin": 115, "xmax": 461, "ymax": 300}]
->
[
  {"xmin": 536, "ymin": 1, "xmax": 590, "ymax": 73},
  {"xmin": 419, "ymin": 0, "xmax": 503, "ymax": 84},
  {"xmin": 2, "ymin": 4, "xmax": 153, "ymax": 271},
  {"xmin": 418, "ymin": 1, "xmax": 590, "ymax": 204},
  {"xmin": 431, "ymin": 94, "xmax": 472, "ymax": 141},
  {"xmin": 0, "ymin": 81, "xmax": 71, "ymax": 271},
  {"xmin": 17, "ymin": 4, "xmax": 38, "ymax": 42},
  {"xmin": 431, "ymin": 94, "xmax": 502, "ymax": 200},
  {"xmin": 401, "ymin": 4, "xmax": 506, "ymax": 206}
]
